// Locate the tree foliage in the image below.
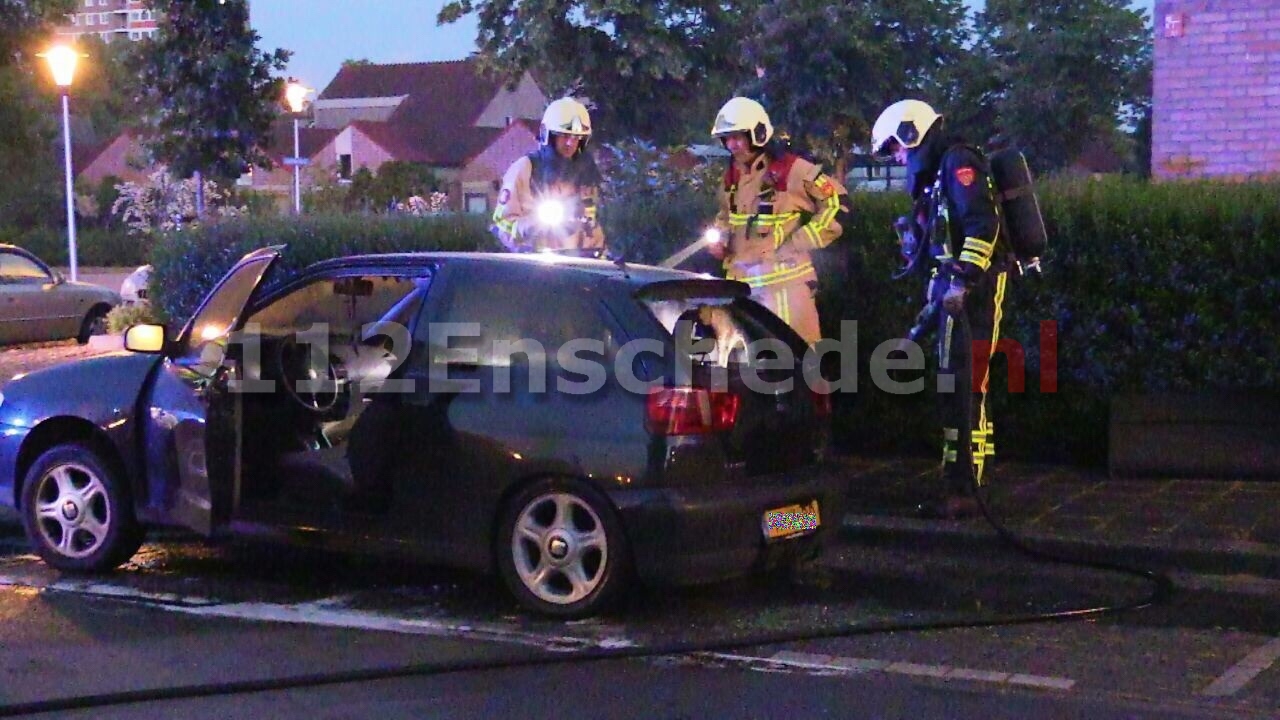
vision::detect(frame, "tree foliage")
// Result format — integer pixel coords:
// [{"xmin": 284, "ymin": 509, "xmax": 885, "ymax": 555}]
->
[
  {"xmin": 741, "ymin": 0, "xmax": 970, "ymax": 177},
  {"xmin": 130, "ymin": 0, "xmax": 290, "ymax": 182},
  {"xmin": 69, "ymin": 35, "xmax": 144, "ymax": 146},
  {"xmin": 0, "ymin": 0, "xmax": 73, "ymax": 228},
  {"xmin": 444, "ymin": 0, "xmax": 1152, "ymax": 175},
  {"xmin": 0, "ymin": 0, "xmax": 73, "ymax": 67},
  {"xmin": 438, "ymin": 0, "xmax": 754, "ymax": 144},
  {"xmin": 977, "ymin": 0, "xmax": 1151, "ymax": 172}
]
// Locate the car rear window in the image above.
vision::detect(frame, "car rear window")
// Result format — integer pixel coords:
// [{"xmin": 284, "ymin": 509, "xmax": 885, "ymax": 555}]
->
[{"xmin": 641, "ymin": 294, "xmax": 802, "ymax": 367}]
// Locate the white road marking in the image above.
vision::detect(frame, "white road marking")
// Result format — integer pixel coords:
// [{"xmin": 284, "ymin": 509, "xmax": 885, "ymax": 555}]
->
[
  {"xmin": 1199, "ymin": 636, "xmax": 1280, "ymax": 697},
  {"xmin": 703, "ymin": 651, "xmax": 1075, "ymax": 691},
  {"xmin": 0, "ymin": 574, "xmax": 636, "ymax": 653}
]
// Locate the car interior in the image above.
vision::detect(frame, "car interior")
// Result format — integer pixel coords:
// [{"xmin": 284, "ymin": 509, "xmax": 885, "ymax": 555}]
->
[{"xmin": 232, "ymin": 274, "xmax": 429, "ymax": 513}]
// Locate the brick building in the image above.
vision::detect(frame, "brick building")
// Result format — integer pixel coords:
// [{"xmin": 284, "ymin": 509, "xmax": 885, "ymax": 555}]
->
[
  {"xmin": 56, "ymin": 0, "xmax": 160, "ymax": 43},
  {"xmin": 1152, "ymin": 0, "xmax": 1280, "ymax": 180}
]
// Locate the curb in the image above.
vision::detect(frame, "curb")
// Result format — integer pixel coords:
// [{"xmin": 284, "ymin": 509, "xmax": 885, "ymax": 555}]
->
[
  {"xmin": 87, "ymin": 334, "xmax": 125, "ymax": 351},
  {"xmin": 840, "ymin": 513, "xmax": 1280, "ymax": 580}
]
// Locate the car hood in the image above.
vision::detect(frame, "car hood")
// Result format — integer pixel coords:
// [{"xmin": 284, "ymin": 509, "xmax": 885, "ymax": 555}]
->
[
  {"xmin": 64, "ymin": 281, "xmax": 122, "ymax": 303},
  {"xmin": 0, "ymin": 351, "xmax": 162, "ymax": 429}
]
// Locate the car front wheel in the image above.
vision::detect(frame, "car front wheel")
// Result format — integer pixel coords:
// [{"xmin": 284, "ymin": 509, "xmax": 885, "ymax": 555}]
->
[
  {"xmin": 21, "ymin": 443, "xmax": 143, "ymax": 572},
  {"xmin": 496, "ymin": 479, "xmax": 629, "ymax": 619},
  {"xmin": 76, "ymin": 305, "xmax": 110, "ymax": 344}
]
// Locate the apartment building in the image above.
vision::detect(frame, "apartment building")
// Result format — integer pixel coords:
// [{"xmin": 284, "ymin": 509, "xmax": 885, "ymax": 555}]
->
[{"xmin": 56, "ymin": 0, "xmax": 160, "ymax": 43}]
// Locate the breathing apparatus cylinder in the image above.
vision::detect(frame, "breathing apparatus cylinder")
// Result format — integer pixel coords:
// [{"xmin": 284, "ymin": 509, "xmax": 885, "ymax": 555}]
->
[{"xmin": 989, "ymin": 149, "xmax": 1048, "ymax": 269}]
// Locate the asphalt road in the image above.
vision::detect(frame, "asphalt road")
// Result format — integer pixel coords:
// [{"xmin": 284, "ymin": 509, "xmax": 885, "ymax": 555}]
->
[
  {"xmin": 0, "ymin": 329, "xmax": 1277, "ymax": 718},
  {"xmin": 1, "ymin": 530, "xmax": 1277, "ymax": 719}
]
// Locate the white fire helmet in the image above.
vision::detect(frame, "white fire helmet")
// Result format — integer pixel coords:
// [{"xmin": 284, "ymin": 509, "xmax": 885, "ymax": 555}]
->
[
  {"xmin": 710, "ymin": 97, "xmax": 773, "ymax": 148},
  {"xmin": 871, "ymin": 99, "xmax": 942, "ymax": 157}
]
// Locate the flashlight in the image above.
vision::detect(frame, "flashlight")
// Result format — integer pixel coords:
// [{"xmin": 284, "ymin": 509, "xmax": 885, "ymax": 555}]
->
[
  {"xmin": 703, "ymin": 228, "xmax": 723, "ymax": 245},
  {"xmin": 536, "ymin": 199, "xmax": 566, "ymax": 227}
]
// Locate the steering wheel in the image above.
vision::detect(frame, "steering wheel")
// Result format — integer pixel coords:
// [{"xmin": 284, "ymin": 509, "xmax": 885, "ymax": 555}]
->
[{"xmin": 273, "ymin": 333, "xmax": 342, "ymax": 413}]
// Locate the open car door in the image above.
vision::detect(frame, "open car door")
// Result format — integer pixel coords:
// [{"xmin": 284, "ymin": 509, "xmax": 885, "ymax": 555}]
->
[{"xmin": 141, "ymin": 247, "xmax": 282, "ymax": 536}]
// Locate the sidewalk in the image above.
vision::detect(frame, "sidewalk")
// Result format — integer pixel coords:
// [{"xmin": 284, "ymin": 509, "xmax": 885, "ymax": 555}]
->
[{"xmin": 836, "ymin": 456, "xmax": 1280, "ymax": 579}]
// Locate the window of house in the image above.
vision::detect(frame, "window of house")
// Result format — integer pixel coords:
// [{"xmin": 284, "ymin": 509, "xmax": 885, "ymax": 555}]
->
[
  {"xmin": 71, "ymin": 15, "xmax": 79, "ymax": 25},
  {"xmin": 338, "ymin": 154, "xmax": 352, "ymax": 180},
  {"xmin": 99, "ymin": 12, "xmax": 109, "ymax": 23},
  {"xmin": 129, "ymin": 31, "xmax": 140, "ymax": 40},
  {"xmin": 464, "ymin": 193, "xmax": 488, "ymax": 214},
  {"xmin": 84, "ymin": 0, "xmax": 93, "ymax": 7}
]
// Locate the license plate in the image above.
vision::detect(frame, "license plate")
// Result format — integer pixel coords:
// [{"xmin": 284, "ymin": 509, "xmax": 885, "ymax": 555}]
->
[{"xmin": 762, "ymin": 500, "xmax": 821, "ymax": 540}]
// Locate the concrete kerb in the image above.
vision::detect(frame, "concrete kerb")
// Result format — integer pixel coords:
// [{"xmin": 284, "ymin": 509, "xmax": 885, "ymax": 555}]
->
[{"xmin": 839, "ymin": 513, "xmax": 1280, "ymax": 580}]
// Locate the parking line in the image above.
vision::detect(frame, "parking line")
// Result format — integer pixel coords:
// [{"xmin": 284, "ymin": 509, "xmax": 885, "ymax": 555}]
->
[{"xmin": 1199, "ymin": 637, "xmax": 1280, "ymax": 697}]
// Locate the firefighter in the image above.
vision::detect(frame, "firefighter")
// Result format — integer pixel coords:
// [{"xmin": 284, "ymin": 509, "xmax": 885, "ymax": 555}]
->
[
  {"xmin": 491, "ymin": 97, "xmax": 605, "ymax": 253},
  {"xmin": 871, "ymin": 99, "xmax": 1011, "ymax": 519},
  {"xmin": 708, "ymin": 97, "xmax": 849, "ymax": 345}
]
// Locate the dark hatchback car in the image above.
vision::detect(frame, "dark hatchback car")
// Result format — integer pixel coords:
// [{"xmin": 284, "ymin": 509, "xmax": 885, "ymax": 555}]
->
[{"xmin": 0, "ymin": 248, "xmax": 838, "ymax": 617}]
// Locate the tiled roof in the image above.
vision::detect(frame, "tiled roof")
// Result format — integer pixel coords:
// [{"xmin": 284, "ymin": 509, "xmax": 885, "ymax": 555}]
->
[
  {"xmin": 263, "ymin": 120, "xmax": 338, "ymax": 165},
  {"xmin": 316, "ymin": 58, "xmax": 537, "ymax": 168}
]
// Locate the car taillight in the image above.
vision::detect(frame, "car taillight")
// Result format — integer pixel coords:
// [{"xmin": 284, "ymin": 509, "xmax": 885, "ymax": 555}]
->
[
  {"xmin": 809, "ymin": 380, "xmax": 833, "ymax": 419},
  {"xmin": 646, "ymin": 387, "xmax": 740, "ymax": 436}
]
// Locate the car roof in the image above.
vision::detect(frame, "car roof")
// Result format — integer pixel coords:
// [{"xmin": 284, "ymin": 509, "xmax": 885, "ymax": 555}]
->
[{"xmin": 302, "ymin": 252, "xmax": 722, "ymax": 288}]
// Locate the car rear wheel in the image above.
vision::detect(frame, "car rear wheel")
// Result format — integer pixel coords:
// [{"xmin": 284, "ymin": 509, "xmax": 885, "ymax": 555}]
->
[
  {"xmin": 496, "ymin": 479, "xmax": 629, "ymax": 619},
  {"xmin": 76, "ymin": 305, "xmax": 110, "ymax": 344},
  {"xmin": 21, "ymin": 443, "xmax": 143, "ymax": 572}
]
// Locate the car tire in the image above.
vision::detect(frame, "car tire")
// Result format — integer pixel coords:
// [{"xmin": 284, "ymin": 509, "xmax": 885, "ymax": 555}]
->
[
  {"xmin": 76, "ymin": 305, "xmax": 110, "ymax": 345},
  {"xmin": 496, "ymin": 478, "xmax": 630, "ymax": 619},
  {"xmin": 21, "ymin": 443, "xmax": 144, "ymax": 572}
]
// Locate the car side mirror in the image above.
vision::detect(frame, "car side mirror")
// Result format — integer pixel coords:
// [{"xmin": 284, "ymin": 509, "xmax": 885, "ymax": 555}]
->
[
  {"xmin": 52, "ymin": 270, "xmax": 66, "ymax": 285},
  {"xmin": 124, "ymin": 323, "xmax": 168, "ymax": 354}
]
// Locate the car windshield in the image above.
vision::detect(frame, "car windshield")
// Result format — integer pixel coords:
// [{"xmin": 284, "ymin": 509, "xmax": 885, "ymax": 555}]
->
[
  {"xmin": 247, "ymin": 275, "xmax": 427, "ymax": 344},
  {"xmin": 642, "ymin": 294, "xmax": 800, "ymax": 367}
]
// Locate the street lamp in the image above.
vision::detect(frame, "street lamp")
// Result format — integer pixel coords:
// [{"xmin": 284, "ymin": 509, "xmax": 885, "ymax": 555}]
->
[
  {"xmin": 284, "ymin": 80, "xmax": 313, "ymax": 215},
  {"xmin": 38, "ymin": 45, "xmax": 85, "ymax": 282}
]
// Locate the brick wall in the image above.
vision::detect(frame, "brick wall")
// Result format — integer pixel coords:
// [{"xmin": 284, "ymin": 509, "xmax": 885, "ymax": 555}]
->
[{"xmin": 1153, "ymin": 0, "xmax": 1280, "ymax": 180}]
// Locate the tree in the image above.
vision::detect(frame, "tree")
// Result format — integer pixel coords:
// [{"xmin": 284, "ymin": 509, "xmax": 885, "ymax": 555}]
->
[
  {"xmin": 438, "ymin": 0, "xmax": 755, "ymax": 144},
  {"xmin": 130, "ymin": 0, "xmax": 290, "ymax": 184},
  {"xmin": 741, "ymin": 0, "xmax": 972, "ymax": 179},
  {"xmin": 0, "ymin": 0, "xmax": 73, "ymax": 229},
  {"xmin": 0, "ymin": 66, "xmax": 60, "ymax": 228},
  {"xmin": 977, "ymin": 0, "xmax": 1151, "ymax": 173},
  {"xmin": 69, "ymin": 35, "xmax": 144, "ymax": 146},
  {"xmin": 0, "ymin": 0, "xmax": 73, "ymax": 66}
]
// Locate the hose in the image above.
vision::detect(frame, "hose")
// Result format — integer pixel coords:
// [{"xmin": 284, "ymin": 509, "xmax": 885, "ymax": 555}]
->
[{"xmin": 0, "ymin": 484, "xmax": 1173, "ymax": 718}]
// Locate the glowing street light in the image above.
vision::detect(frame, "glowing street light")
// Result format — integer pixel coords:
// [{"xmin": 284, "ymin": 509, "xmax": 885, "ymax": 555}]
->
[
  {"xmin": 284, "ymin": 80, "xmax": 313, "ymax": 214},
  {"xmin": 38, "ymin": 45, "xmax": 86, "ymax": 282}
]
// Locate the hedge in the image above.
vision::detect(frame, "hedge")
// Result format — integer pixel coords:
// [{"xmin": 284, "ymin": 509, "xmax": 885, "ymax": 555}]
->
[
  {"xmin": 149, "ymin": 213, "xmax": 496, "ymax": 325},
  {"xmin": 1, "ymin": 226, "xmax": 150, "ymax": 267},
  {"xmin": 145, "ymin": 178, "xmax": 1280, "ymax": 466}
]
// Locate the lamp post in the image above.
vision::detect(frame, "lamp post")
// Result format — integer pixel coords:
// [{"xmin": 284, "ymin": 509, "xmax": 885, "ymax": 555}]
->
[
  {"xmin": 39, "ymin": 46, "xmax": 84, "ymax": 282},
  {"xmin": 284, "ymin": 80, "xmax": 312, "ymax": 215}
]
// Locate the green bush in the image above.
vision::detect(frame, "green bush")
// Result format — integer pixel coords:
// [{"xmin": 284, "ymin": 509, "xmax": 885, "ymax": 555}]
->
[
  {"xmin": 148, "ymin": 213, "xmax": 496, "ymax": 324},
  {"xmin": 819, "ymin": 177, "xmax": 1280, "ymax": 465},
  {"xmin": 1, "ymin": 226, "xmax": 150, "ymax": 267},
  {"xmin": 106, "ymin": 302, "xmax": 159, "ymax": 334}
]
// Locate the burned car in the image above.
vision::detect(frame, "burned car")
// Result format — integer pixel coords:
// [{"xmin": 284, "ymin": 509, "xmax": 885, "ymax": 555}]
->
[{"xmin": 0, "ymin": 248, "xmax": 837, "ymax": 617}]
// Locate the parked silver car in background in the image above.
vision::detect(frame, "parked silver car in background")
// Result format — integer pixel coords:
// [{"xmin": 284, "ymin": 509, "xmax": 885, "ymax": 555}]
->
[
  {"xmin": 120, "ymin": 264, "xmax": 152, "ymax": 306},
  {"xmin": 0, "ymin": 245, "xmax": 120, "ymax": 345}
]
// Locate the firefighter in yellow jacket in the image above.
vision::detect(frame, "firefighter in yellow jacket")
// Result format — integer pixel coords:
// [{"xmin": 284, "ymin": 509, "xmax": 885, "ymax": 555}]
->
[
  {"xmin": 708, "ymin": 98, "xmax": 849, "ymax": 344},
  {"xmin": 491, "ymin": 97, "xmax": 606, "ymax": 254}
]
